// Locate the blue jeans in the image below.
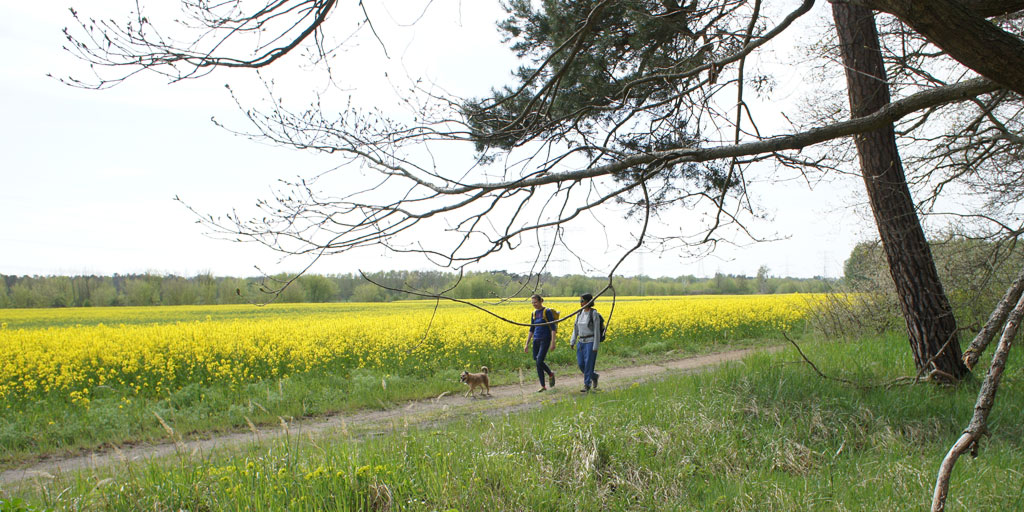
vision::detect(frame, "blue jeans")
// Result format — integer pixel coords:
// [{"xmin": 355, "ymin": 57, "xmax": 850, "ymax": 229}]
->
[
  {"xmin": 576, "ymin": 342, "xmax": 598, "ymax": 388},
  {"xmin": 532, "ymin": 337, "xmax": 553, "ymax": 386}
]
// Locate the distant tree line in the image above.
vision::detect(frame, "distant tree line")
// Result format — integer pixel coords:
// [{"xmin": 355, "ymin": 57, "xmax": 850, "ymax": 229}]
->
[{"xmin": 0, "ymin": 268, "xmax": 834, "ymax": 309}]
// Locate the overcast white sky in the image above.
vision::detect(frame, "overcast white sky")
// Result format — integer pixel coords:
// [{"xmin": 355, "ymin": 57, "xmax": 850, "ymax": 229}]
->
[{"xmin": 0, "ymin": 1, "xmax": 869, "ymax": 280}]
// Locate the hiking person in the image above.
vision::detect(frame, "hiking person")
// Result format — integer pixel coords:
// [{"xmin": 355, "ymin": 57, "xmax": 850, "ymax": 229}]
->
[
  {"xmin": 525, "ymin": 294, "xmax": 557, "ymax": 392},
  {"xmin": 569, "ymin": 293, "xmax": 605, "ymax": 392}
]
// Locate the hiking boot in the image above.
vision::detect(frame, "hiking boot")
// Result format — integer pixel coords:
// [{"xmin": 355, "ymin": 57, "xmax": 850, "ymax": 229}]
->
[
  {"xmin": 580, "ymin": 386, "xmax": 590, "ymax": 393},
  {"xmin": 592, "ymin": 373, "xmax": 599, "ymax": 389},
  {"xmin": 537, "ymin": 387, "xmax": 547, "ymax": 393},
  {"xmin": 548, "ymin": 372, "xmax": 556, "ymax": 388}
]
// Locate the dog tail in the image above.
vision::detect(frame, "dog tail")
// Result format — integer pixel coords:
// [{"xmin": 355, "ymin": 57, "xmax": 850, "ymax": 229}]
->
[{"xmin": 481, "ymin": 366, "xmax": 489, "ymax": 374}]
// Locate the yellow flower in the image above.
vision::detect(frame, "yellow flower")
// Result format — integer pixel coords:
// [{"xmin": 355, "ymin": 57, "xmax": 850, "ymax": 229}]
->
[{"xmin": 0, "ymin": 296, "xmax": 822, "ymax": 404}]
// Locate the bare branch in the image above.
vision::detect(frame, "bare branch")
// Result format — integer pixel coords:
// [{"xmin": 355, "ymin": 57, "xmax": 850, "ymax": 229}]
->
[
  {"xmin": 60, "ymin": 0, "xmax": 343, "ymax": 88},
  {"xmin": 352, "ymin": 173, "xmax": 654, "ymax": 332},
  {"xmin": 962, "ymin": 264, "xmax": 1024, "ymax": 369},
  {"xmin": 932, "ymin": 289, "xmax": 1024, "ymax": 512}
]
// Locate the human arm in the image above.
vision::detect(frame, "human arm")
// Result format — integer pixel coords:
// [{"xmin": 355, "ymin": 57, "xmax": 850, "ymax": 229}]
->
[
  {"xmin": 568, "ymin": 316, "xmax": 578, "ymax": 348},
  {"xmin": 549, "ymin": 309, "xmax": 557, "ymax": 351},
  {"xmin": 526, "ymin": 311, "xmax": 537, "ymax": 353},
  {"xmin": 525, "ymin": 319, "xmax": 532, "ymax": 353}
]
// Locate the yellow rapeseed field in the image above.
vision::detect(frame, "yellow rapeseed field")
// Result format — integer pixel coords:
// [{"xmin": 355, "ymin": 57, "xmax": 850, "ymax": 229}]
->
[{"xmin": 0, "ymin": 295, "xmax": 820, "ymax": 405}]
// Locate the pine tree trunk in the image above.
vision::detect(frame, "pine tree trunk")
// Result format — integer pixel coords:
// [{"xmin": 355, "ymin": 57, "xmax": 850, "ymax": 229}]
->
[{"xmin": 831, "ymin": 3, "xmax": 969, "ymax": 381}]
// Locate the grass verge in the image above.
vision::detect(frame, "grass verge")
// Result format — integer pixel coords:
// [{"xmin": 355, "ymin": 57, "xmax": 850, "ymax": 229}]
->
[
  {"xmin": 6, "ymin": 332, "xmax": 1024, "ymax": 510},
  {"xmin": 0, "ymin": 334, "xmax": 770, "ymax": 468}
]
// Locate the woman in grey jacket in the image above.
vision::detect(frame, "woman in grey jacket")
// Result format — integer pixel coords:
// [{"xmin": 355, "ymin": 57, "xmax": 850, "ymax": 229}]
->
[{"xmin": 569, "ymin": 293, "xmax": 604, "ymax": 392}]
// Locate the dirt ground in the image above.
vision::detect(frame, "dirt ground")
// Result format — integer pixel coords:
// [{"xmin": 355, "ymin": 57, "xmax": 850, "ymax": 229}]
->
[{"xmin": 0, "ymin": 346, "xmax": 777, "ymax": 489}]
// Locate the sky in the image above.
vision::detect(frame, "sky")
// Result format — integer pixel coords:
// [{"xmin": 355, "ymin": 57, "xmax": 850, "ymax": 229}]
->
[{"xmin": 0, "ymin": 1, "xmax": 868, "ymax": 280}]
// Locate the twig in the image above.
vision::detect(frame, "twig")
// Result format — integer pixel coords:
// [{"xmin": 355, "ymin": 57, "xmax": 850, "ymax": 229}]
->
[
  {"xmin": 781, "ymin": 331, "xmax": 867, "ymax": 388},
  {"xmin": 914, "ymin": 327, "xmax": 968, "ymax": 384},
  {"xmin": 781, "ymin": 331, "xmax": 935, "ymax": 390}
]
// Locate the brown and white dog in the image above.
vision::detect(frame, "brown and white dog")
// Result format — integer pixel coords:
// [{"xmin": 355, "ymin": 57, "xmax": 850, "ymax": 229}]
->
[{"xmin": 460, "ymin": 366, "xmax": 490, "ymax": 397}]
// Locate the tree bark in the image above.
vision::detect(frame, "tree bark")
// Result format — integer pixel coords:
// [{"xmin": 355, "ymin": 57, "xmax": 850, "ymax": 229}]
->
[
  {"xmin": 861, "ymin": 0, "xmax": 1024, "ymax": 96},
  {"xmin": 854, "ymin": 0, "xmax": 1024, "ymax": 18},
  {"xmin": 956, "ymin": 0, "xmax": 1024, "ymax": 18},
  {"xmin": 832, "ymin": 3, "xmax": 969, "ymax": 380}
]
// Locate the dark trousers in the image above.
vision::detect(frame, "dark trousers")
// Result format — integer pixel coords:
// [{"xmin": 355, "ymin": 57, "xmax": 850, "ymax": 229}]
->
[{"xmin": 532, "ymin": 337, "xmax": 553, "ymax": 386}]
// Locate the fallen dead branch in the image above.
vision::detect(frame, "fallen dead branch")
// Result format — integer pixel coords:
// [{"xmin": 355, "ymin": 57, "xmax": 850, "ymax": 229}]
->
[{"xmin": 931, "ymin": 290, "xmax": 1024, "ymax": 512}]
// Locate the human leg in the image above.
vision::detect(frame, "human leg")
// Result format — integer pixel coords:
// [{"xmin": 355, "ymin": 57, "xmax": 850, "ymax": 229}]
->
[
  {"xmin": 583, "ymin": 345, "xmax": 596, "ymax": 387},
  {"xmin": 588, "ymin": 349, "xmax": 599, "ymax": 388},
  {"xmin": 533, "ymin": 338, "xmax": 551, "ymax": 388},
  {"xmin": 576, "ymin": 342, "xmax": 587, "ymax": 375},
  {"xmin": 577, "ymin": 342, "xmax": 595, "ymax": 390}
]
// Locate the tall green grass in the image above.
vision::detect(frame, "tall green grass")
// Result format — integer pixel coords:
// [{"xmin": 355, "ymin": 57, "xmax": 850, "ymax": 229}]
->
[{"xmin": 8, "ymin": 333, "xmax": 1023, "ymax": 511}]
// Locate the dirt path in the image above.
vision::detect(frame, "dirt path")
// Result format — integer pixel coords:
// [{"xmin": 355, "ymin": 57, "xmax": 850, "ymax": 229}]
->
[{"xmin": 1, "ymin": 347, "xmax": 775, "ymax": 488}]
